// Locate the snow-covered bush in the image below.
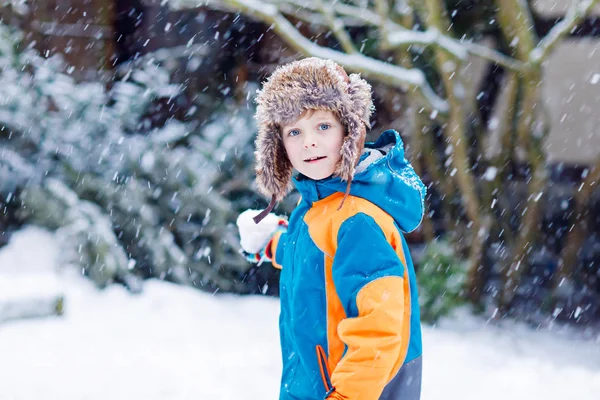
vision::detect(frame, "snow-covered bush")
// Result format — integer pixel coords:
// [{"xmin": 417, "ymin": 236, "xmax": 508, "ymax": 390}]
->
[
  {"xmin": 0, "ymin": 22, "xmax": 261, "ymax": 293},
  {"xmin": 417, "ymin": 239, "xmax": 467, "ymax": 324}
]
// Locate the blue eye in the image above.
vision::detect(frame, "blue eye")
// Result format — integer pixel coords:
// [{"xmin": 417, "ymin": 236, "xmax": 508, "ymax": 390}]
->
[
  {"xmin": 288, "ymin": 129, "xmax": 300, "ymax": 137},
  {"xmin": 319, "ymin": 123, "xmax": 330, "ymax": 130}
]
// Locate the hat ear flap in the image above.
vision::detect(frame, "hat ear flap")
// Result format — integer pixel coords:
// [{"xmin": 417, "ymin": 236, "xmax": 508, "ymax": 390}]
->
[
  {"xmin": 336, "ymin": 116, "xmax": 366, "ymax": 182},
  {"xmin": 347, "ymin": 73, "xmax": 374, "ymax": 128},
  {"xmin": 254, "ymin": 122, "xmax": 294, "ymax": 202},
  {"xmin": 334, "ymin": 72, "xmax": 372, "ymax": 181}
]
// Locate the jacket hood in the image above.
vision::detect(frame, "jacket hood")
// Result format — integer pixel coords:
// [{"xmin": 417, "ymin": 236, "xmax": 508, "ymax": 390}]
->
[{"xmin": 293, "ymin": 129, "xmax": 426, "ymax": 233}]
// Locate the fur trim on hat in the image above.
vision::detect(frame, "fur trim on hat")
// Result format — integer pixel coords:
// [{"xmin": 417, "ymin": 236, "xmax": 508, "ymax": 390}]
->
[{"xmin": 254, "ymin": 57, "xmax": 374, "ymax": 203}]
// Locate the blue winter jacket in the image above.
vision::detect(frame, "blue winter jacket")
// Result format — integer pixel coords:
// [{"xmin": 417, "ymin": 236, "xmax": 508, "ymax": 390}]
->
[{"xmin": 267, "ymin": 129, "xmax": 426, "ymax": 400}]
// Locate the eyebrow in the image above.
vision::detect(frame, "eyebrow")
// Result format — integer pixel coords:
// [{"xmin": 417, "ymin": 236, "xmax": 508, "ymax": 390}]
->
[{"xmin": 283, "ymin": 118, "xmax": 337, "ymax": 133}]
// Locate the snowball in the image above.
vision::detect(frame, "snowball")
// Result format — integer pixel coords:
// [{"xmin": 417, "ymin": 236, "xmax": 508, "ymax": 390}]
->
[{"xmin": 236, "ymin": 209, "xmax": 281, "ymax": 254}]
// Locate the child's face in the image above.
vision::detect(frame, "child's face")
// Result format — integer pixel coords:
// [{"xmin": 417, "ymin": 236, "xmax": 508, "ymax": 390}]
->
[{"xmin": 281, "ymin": 109, "xmax": 344, "ymax": 180}]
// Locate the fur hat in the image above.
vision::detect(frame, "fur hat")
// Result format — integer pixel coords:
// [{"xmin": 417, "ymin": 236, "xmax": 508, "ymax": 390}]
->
[{"xmin": 252, "ymin": 57, "xmax": 374, "ymax": 222}]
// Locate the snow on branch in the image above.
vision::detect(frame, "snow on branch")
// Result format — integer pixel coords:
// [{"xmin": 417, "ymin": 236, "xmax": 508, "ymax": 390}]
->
[
  {"xmin": 277, "ymin": 0, "xmax": 524, "ymax": 72},
  {"xmin": 260, "ymin": 1, "xmax": 447, "ymax": 113},
  {"xmin": 276, "ymin": 1, "xmax": 464, "ymax": 56},
  {"xmin": 388, "ymin": 26, "xmax": 526, "ymax": 72},
  {"xmin": 388, "ymin": 27, "xmax": 466, "ymax": 58},
  {"xmin": 530, "ymin": 0, "xmax": 600, "ymax": 65},
  {"xmin": 170, "ymin": 0, "xmax": 448, "ymax": 114},
  {"xmin": 461, "ymin": 40, "xmax": 526, "ymax": 72},
  {"xmin": 280, "ymin": 0, "xmax": 387, "ymax": 27},
  {"xmin": 171, "ymin": 0, "xmax": 521, "ymax": 74}
]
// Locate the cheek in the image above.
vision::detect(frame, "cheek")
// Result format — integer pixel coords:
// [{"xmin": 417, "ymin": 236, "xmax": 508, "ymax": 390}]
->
[
  {"xmin": 282, "ymin": 139, "xmax": 300, "ymax": 164},
  {"xmin": 282, "ymin": 138, "xmax": 294, "ymax": 155},
  {"xmin": 332, "ymin": 130, "xmax": 345, "ymax": 155}
]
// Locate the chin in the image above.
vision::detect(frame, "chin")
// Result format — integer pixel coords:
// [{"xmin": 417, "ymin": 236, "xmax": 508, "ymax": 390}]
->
[
  {"xmin": 302, "ymin": 170, "xmax": 334, "ymax": 180},
  {"xmin": 295, "ymin": 159, "xmax": 339, "ymax": 180}
]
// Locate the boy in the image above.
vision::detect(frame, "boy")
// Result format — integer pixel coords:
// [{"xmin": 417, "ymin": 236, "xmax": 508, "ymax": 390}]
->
[{"xmin": 237, "ymin": 57, "xmax": 426, "ymax": 400}]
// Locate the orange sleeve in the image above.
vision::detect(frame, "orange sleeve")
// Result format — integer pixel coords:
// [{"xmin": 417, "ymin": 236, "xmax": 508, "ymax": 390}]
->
[
  {"xmin": 327, "ymin": 276, "xmax": 407, "ymax": 400},
  {"xmin": 269, "ymin": 231, "xmax": 283, "ymax": 269}
]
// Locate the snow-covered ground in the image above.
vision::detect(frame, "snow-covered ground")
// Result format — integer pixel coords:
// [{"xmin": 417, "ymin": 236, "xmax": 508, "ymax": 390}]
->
[{"xmin": 0, "ymin": 227, "xmax": 599, "ymax": 400}]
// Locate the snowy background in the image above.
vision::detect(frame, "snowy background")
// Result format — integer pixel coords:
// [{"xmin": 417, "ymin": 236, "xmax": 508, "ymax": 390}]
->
[
  {"xmin": 1, "ymin": 226, "xmax": 599, "ymax": 400},
  {"xmin": 1, "ymin": 1, "xmax": 600, "ymax": 399}
]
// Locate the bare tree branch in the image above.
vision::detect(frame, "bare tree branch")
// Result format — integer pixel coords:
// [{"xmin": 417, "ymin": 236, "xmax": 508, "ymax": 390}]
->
[
  {"xmin": 388, "ymin": 28, "xmax": 527, "ymax": 71},
  {"xmin": 282, "ymin": 0, "xmax": 382, "ymax": 25},
  {"xmin": 315, "ymin": 0, "xmax": 358, "ymax": 53},
  {"xmin": 277, "ymin": 0, "xmax": 525, "ymax": 71},
  {"xmin": 534, "ymin": 12, "xmax": 600, "ymax": 38},
  {"xmin": 171, "ymin": 0, "xmax": 523, "ymax": 72},
  {"xmin": 495, "ymin": 0, "xmax": 538, "ymax": 63},
  {"xmin": 374, "ymin": 0, "xmax": 391, "ymax": 49},
  {"xmin": 530, "ymin": 0, "xmax": 600, "ymax": 65},
  {"xmin": 193, "ymin": 0, "xmax": 450, "ymax": 114},
  {"xmin": 277, "ymin": 4, "xmax": 330, "ymax": 26},
  {"xmin": 463, "ymin": 40, "xmax": 526, "ymax": 72}
]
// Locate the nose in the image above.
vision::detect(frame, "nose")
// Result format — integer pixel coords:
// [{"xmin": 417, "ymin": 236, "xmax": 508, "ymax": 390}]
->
[{"xmin": 303, "ymin": 132, "xmax": 317, "ymax": 149}]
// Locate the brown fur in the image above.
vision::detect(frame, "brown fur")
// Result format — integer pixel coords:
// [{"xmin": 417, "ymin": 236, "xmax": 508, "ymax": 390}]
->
[{"xmin": 254, "ymin": 57, "xmax": 374, "ymax": 204}]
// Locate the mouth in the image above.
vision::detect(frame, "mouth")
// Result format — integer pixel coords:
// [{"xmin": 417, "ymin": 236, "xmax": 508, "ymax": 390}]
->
[{"xmin": 304, "ymin": 156, "xmax": 327, "ymax": 163}]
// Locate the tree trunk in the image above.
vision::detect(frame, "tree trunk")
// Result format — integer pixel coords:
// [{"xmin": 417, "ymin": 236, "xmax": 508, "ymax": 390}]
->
[
  {"xmin": 553, "ymin": 158, "xmax": 600, "ymax": 297},
  {"xmin": 414, "ymin": 0, "xmax": 487, "ymax": 302}
]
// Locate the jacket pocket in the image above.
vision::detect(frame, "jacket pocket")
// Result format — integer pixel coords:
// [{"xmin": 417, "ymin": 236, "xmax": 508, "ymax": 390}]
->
[{"xmin": 316, "ymin": 345, "xmax": 335, "ymax": 398}]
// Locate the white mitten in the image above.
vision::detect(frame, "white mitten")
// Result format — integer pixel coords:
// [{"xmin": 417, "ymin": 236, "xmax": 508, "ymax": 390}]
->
[{"xmin": 236, "ymin": 209, "xmax": 288, "ymax": 263}]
